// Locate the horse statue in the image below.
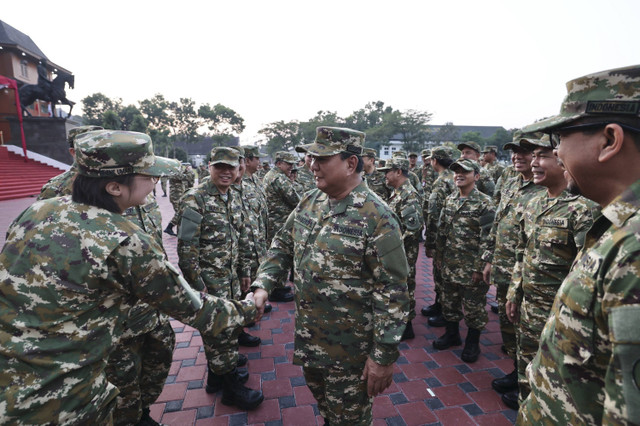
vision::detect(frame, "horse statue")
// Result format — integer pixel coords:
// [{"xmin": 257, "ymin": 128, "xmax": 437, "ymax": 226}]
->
[{"xmin": 18, "ymin": 72, "xmax": 75, "ymax": 118}]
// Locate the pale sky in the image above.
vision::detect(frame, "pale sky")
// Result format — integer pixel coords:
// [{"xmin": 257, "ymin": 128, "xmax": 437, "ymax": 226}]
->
[{"xmin": 4, "ymin": 0, "xmax": 639, "ymax": 144}]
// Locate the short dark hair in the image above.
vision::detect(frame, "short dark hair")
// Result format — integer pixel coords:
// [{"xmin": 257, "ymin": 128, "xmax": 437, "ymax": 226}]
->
[
  {"xmin": 434, "ymin": 157, "xmax": 454, "ymax": 168},
  {"xmin": 73, "ymin": 174, "xmax": 136, "ymax": 213},
  {"xmin": 339, "ymin": 152, "xmax": 364, "ymax": 173}
]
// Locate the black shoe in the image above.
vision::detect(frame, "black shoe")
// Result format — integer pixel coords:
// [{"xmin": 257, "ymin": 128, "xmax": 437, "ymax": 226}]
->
[
  {"xmin": 492, "ymin": 369, "xmax": 518, "ymax": 393},
  {"xmin": 162, "ymin": 194, "xmax": 167, "ymax": 197},
  {"xmin": 238, "ymin": 331, "xmax": 261, "ymax": 347},
  {"xmin": 269, "ymin": 288, "xmax": 294, "ymax": 303},
  {"xmin": 489, "ymin": 301, "xmax": 499, "ymax": 314},
  {"xmin": 433, "ymin": 321, "xmax": 462, "ymax": 350},
  {"xmin": 221, "ymin": 368, "xmax": 264, "ymax": 410},
  {"xmin": 460, "ymin": 328, "xmax": 481, "ymax": 363},
  {"xmin": 163, "ymin": 224, "xmax": 176, "ymax": 236},
  {"xmin": 421, "ymin": 302, "xmax": 441, "ymax": 317},
  {"xmin": 501, "ymin": 345, "xmax": 508, "ymax": 354},
  {"xmin": 136, "ymin": 407, "xmax": 161, "ymax": 426},
  {"xmin": 428, "ymin": 314, "xmax": 446, "ymax": 327},
  {"xmin": 206, "ymin": 368, "xmax": 249, "ymax": 394},
  {"xmin": 264, "ymin": 303, "xmax": 273, "ymax": 313},
  {"xmin": 237, "ymin": 353, "xmax": 248, "ymax": 367},
  {"xmin": 401, "ymin": 320, "xmax": 415, "ymax": 341},
  {"xmin": 501, "ymin": 390, "xmax": 519, "ymax": 410}
]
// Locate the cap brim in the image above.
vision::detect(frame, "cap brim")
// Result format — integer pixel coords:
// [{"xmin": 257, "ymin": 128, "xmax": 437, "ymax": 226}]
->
[
  {"xmin": 295, "ymin": 144, "xmax": 312, "ymax": 153},
  {"xmin": 450, "ymin": 163, "xmax": 474, "ymax": 173},
  {"xmin": 139, "ymin": 156, "xmax": 181, "ymax": 177},
  {"xmin": 377, "ymin": 166, "xmax": 392, "ymax": 172},
  {"xmin": 211, "ymin": 160, "xmax": 240, "ymax": 167},
  {"xmin": 522, "ymin": 113, "xmax": 581, "ymax": 133},
  {"xmin": 520, "ymin": 139, "xmax": 552, "ymax": 149},
  {"xmin": 305, "ymin": 143, "xmax": 344, "ymax": 157}
]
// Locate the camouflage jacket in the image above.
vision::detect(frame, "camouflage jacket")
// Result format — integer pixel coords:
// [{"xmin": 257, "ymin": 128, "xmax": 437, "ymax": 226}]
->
[
  {"xmin": 236, "ymin": 176, "xmax": 269, "ymax": 277},
  {"xmin": 424, "ymin": 169, "xmax": 455, "ymax": 250},
  {"xmin": 177, "ymin": 179, "xmax": 250, "ymax": 298},
  {"xmin": 0, "ymin": 197, "xmax": 255, "ymax": 425},
  {"xmin": 493, "ymin": 165, "xmax": 518, "ymax": 207},
  {"xmin": 485, "ymin": 162, "xmax": 505, "ymax": 183},
  {"xmin": 251, "ymin": 182, "xmax": 410, "ymax": 369},
  {"xmin": 363, "ymin": 170, "xmax": 391, "ymax": 202},
  {"xmin": 476, "ymin": 168, "xmax": 496, "ymax": 197},
  {"xmin": 296, "ymin": 166, "xmax": 316, "ymax": 194},
  {"xmin": 387, "ymin": 179, "xmax": 424, "ymax": 241},
  {"xmin": 37, "ymin": 166, "xmax": 76, "ymax": 200},
  {"xmin": 520, "ymin": 179, "xmax": 640, "ymax": 425},
  {"xmin": 507, "ymin": 190, "xmax": 597, "ymax": 307},
  {"xmin": 408, "ymin": 170, "xmax": 425, "ymax": 200},
  {"xmin": 263, "ymin": 167, "xmax": 300, "ymax": 241},
  {"xmin": 421, "ymin": 165, "xmax": 439, "ymax": 200},
  {"xmin": 169, "ymin": 171, "xmax": 189, "ymax": 204},
  {"xmin": 436, "ymin": 187, "xmax": 495, "ymax": 279},
  {"xmin": 481, "ymin": 175, "xmax": 544, "ymax": 268}
]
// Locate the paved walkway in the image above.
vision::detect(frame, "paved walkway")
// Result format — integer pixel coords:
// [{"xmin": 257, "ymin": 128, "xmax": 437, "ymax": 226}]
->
[{"xmin": 0, "ymin": 185, "xmax": 516, "ymax": 426}]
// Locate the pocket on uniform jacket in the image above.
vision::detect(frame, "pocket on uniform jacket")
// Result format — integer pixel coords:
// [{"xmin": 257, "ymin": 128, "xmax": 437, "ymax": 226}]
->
[
  {"xmin": 539, "ymin": 229, "xmax": 573, "ymax": 267},
  {"xmin": 609, "ymin": 305, "xmax": 640, "ymax": 422}
]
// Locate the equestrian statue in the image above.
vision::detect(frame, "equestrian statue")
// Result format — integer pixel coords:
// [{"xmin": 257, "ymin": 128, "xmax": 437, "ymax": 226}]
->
[{"xmin": 18, "ymin": 60, "xmax": 75, "ymax": 117}]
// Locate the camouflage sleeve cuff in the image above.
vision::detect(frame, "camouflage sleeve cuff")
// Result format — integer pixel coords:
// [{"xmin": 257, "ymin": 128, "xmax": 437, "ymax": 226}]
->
[
  {"xmin": 250, "ymin": 279, "xmax": 271, "ymax": 294},
  {"xmin": 370, "ymin": 342, "xmax": 400, "ymax": 366},
  {"xmin": 235, "ymin": 298, "xmax": 258, "ymax": 327},
  {"xmin": 481, "ymin": 250, "xmax": 493, "ymax": 263}
]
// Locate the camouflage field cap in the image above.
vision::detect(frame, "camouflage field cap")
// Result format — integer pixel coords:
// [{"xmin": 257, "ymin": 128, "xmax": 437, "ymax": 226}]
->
[
  {"xmin": 378, "ymin": 157, "xmax": 410, "ymax": 172},
  {"xmin": 274, "ymin": 151, "xmax": 297, "ymax": 164},
  {"xmin": 519, "ymin": 134, "xmax": 552, "ymax": 150},
  {"xmin": 457, "ymin": 141, "xmax": 481, "ymax": 153},
  {"xmin": 428, "ymin": 146, "xmax": 453, "ymax": 160},
  {"xmin": 523, "ymin": 65, "xmax": 640, "ymax": 133},
  {"xmin": 503, "ymin": 130, "xmax": 543, "ymax": 151},
  {"xmin": 408, "ymin": 152, "xmax": 418, "ymax": 157},
  {"xmin": 243, "ymin": 146, "xmax": 264, "ymax": 158},
  {"xmin": 421, "ymin": 149, "xmax": 431, "ymax": 157},
  {"xmin": 75, "ymin": 130, "xmax": 177, "ymax": 178},
  {"xmin": 68, "ymin": 125, "xmax": 104, "ymax": 148},
  {"xmin": 482, "ymin": 145, "xmax": 498, "ymax": 154},
  {"xmin": 450, "ymin": 158, "xmax": 480, "ymax": 174},
  {"xmin": 231, "ymin": 146, "xmax": 245, "ymax": 158},
  {"xmin": 294, "ymin": 144, "xmax": 311, "ymax": 153},
  {"xmin": 305, "ymin": 126, "xmax": 364, "ymax": 157},
  {"xmin": 392, "ymin": 150, "xmax": 408, "ymax": 159},
  {"xmin": 210, "ymin": 147, "xmax": 240, "ymax": 167},
  {"xmin": 362, "ymin": 147, "xmax": 377, "ymax": 158}
]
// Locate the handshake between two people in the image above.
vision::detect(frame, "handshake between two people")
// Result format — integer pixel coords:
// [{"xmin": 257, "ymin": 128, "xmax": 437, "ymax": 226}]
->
[{"xmin": 243, "ymin": 288, "xmax": 270, "ymax": 322}]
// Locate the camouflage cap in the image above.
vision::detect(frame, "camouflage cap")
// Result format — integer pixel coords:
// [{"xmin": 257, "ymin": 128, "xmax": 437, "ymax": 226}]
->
[
  {"xmin": 362, "ymin": 147, "xmax": 377, "ymax": 158},
  {"xmin": 294, "ymin": 144, "xmax": 312, "ymax": 153},
  {"xmin": 428, "ymin": 146, "xmax": 453, "ymax": 160},
  {"xmin": 450, "ymin": 158, "xmax": 480, "ymax": 174},
  {"xmin": 230, "ymin": 146, "xmax": 245, "ymax": 158},
  {"xmin": 392, "ymin": 150, "xmax": 408, "ymax": 159},
  {"xmin": 457, "ymin": 141, "xmax": 481, "ymax": 153},
  {"xmin": 520, "ymin": 134, "xmax": 553, "ymax": 150},
  {"xmin": 210, "ymin": 147, "xmax": 240, "ymax": 167},
  {"xmin": 243, "ymin": 146, "xmax": 265, "ymax": 158},
  {"xmin": 305, "ymin": 126, "xmax": 364, "ymax": 157},
  {"xmin": 68, "ymin": 125, "xmax": 104, "ymax": 148},
  {"xmin": 523, "ymin": 65, "xmax": 640, "ymax": 133},
  {"xmin": 421, "ymin": 149, "xmax": 431, "ymax": 157},
  {"xmin": 274, "ymin": 151, "xmax": 297, "ymax": 164},
  {"xmin": 378, "ymin": 157, "xmax": 410, "ymax": 172},
  {"xmin": 75, "ymin": 130, "xmax": 177, "ymax": 178},
  {"xmin": 503, "ymin": 130, "xmax": 543, "ymax": 151},
  {"xmin": 408, "ymin": 152, "xmax": 418, "ymax": 157},
  {"xmin": 481, "ymin": 145, "xmax": 498, "ymax": 154}
]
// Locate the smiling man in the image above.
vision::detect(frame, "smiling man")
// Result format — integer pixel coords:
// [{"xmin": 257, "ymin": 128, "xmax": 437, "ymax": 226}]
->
[
  {"xmin": 250, "ymin": 126, "xmax": 409, "ymax": 425},
  {"xmin": 517, "ymin": 65, "xmax": 640, "ymax": 425}
]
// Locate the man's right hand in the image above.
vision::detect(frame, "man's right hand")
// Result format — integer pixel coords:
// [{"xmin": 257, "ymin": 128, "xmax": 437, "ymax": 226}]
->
[
  {"xmin": 251, "ymin": 288, "xmax": 269, "ymax": 321},
  {"xmin": 483, "ymin": 262, "xmax": 492, "ymax": 284}
]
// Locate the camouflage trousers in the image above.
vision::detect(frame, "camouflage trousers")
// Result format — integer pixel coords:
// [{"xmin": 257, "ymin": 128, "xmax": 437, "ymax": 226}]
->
[
  {"xmin": 303, "ymin": 365, "xmax": 372, "ymax": 426},
  {"xmin": 160, "ymin": 177, "xmax": 168, "ymax": 195},
  {"xmin": 405, "ymin": 237, "xmax": 420, "ymax": 321},
  {"xmin": 169, "ymin": 199, "xmax": 181, "ymax": 227},
  {"xmin": 104, "ymin": 317, "xmax": 175, "ymax": 426},
  {"xmin": 492, "ymin": 265, "xmax": 517, "ymax": 359},
  {"xmin": 203, "ymin": 326, "xmax": 243, "ymax": 374},
  {"xmin": 441, "ymin": 279, "xmax": 490, "ymax": 330},
  {"xmin": 517, "ymin": 297, "xmax": 556, "ymax": 403}
]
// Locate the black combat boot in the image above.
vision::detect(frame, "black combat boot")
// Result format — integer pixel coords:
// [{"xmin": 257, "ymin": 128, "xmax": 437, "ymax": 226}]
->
[
  {"xmin": 401, "ymin": 320, "xmax": 415, "ymax": 341},
  {"xmin": 163, "ymin": 224, "xmax": 176, "ymax": 236},
  {"xmin": 221, "ymin": 368, "xmax": 264, "ymax": 410},
  {"xmin": 432, "ymin": 321, "xmax": 462, "ymax": 350},
  {"xmin": 491, "ymin": 359, "xmax": 518, "ymax": 393},
  {"xmin": 460, "ymin": 328, "xmax": 482, "ymax": 363},
  {"xmin": 206, "ymin": 367, "xmax": 248, "ymax": 394},
  {"xmin": 238, "ymin": 330, "xmax": 261, "ymax": 347},
  {"xmin": 427, "ymin": 313, "xmax": 446, "ymax": 327},
  {"xmin": 421, "ymin": 293, "xmax": 441, "ymax": 317},
  {"xmin": 269, "ymin": 287, "xmax": 294, "ymax": 302},
  {"xmin": 501, "ymin": 389, "xmax": 519, "ymax": 410},
  {"xmin": 136, "ymin": 407, "xmax": 161, "ymax": 426},
  {"xmin": 237, "ymin": 353, "xmax": 248, "ymax": 367}
]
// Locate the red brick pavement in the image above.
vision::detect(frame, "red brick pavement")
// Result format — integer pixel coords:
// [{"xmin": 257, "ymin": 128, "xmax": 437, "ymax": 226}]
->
[{"xmin": 0, "ymin": 183, "xmax": 516, "ymax": 425}]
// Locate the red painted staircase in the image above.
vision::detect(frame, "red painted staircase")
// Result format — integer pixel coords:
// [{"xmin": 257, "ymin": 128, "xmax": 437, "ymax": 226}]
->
[{"xmin": 0, "ymin": 146, "xmax": 66, "ymax": 201}]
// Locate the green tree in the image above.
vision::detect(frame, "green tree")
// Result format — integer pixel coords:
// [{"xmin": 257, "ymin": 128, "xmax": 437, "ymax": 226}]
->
[
  {"xmin": 129, "ymin": 114, "xmax": 148, "ymax": 133},
  {"xmin": 198, "ymin": 103, "xmax": 245, "ymax": 137},
  {"xmin": 396, "ymin": 109, "xmax": 433, "ymax": 152},
  {"xmin": 119, "ymin": 105, "xmax": 144, "ymax": 131},
  {"xmin": 460, "ymin": 131, "xmax": 484, "ymax": 144},
  {"xmin": 139, "ymin": 94, "xmax": 174, "ymax": 132},
  {"xmin": 258, "ymin": 120, "xmax": 302, "ymax": 155},
  {"xmin": 430, "ymin": 122, "xmax": 459, "ymax": 144},
  {"xmin": 81, "ymin": 93, "xmax": 121, "ymax": 126},
  {"xmin": 101, "ymin": 110, "xmax": 122, "ymax": 130},
  {"xmin": 300, "ymin": 110, "xmax": 344, "ymax": 142}
]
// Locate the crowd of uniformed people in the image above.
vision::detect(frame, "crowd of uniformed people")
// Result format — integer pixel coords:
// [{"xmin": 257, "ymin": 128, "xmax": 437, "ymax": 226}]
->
[{"xmin": 1, "ymin": 64, "xmax": 640, "ymax": 425}]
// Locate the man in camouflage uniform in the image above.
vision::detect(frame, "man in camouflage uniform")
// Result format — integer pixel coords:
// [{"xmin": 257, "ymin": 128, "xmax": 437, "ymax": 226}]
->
[
  {"xmin": 391, "ymin": 150, "xmax": 424, "ymax": 200},
  {"xmin": 517, "ymin": 65, "xmax": 640, "ymax": 425},
  {"xmin": 177, "ymin": 147, "xmax": 264, "ymax": 410},
  {"xmin": 379, "ymin": 157, "xmax": 424, "ymax": 340},
  {"xmin": 198, "ymin": 163, "xmax": 210, "ymax": 182},
  {"xmin": 498, "ymin": 136, "xmax": 597, "ymax": 410},
  {"xmin": 164, "ymin": 163, "xmax": 191, "ymax": 236},
  {"xmin": 433, "ymin": 159, "xmax": 495, "ymax": 363},
  {"xmin": 242, "ymin": 146, "xmax": 270, "ymax": 279},
  {"xmin": 457, "ymin": 141, "xmax": 495, "ymax": 196},
  {"xmin": 294, "ymin": 145, "xmax": 317, "ymax": 194},
  {"xmin": 481, "ymin": 145, "xmax": 505, "ymax": 183},
  {"xmin": 481, "ymin": 134, "xmax": 545, "ymax": 395},
  {"xmin": 0, "ymin": 131, "xmax": 257, "ymax": 424},
  {"xmin": 419, "ymin": 149, "xmax": 439, "ymax": 199},
  {"xmin": 421, "ymin": 146, "xmax": 456, "ymax": 326},
  {"xmin": 262, "ymin": 151, "xmax": 300, "ymax": 303},
  {"xmin": 256, "ymin": 161, "xmax": 270, "ymax": 180},
  {"xmin": 38, "ymin": 125, "xmax": 104, "ymax": 200},
  {"xmin": 250, "ymin": 126, "xmax": 410, "ymax": 425},
  {"xmin": 408, "ymin": 151, "xmax": 419, "ymax": 172},
  {"xmin": 362, "ymin": 147, "xmax": 391, "ymax": 201}
]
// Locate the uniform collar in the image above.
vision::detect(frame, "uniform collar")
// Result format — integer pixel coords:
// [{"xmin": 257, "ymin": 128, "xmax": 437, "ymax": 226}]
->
[{"xmin": 601, "ymin": 178, "xmax": 640, "ymax": 228}]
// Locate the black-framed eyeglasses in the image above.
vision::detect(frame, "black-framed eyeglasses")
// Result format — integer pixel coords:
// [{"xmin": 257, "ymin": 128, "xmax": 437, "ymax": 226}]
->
[{"xmin": 550, "ymin": 122, "xmax": 640, "ymax": 148}]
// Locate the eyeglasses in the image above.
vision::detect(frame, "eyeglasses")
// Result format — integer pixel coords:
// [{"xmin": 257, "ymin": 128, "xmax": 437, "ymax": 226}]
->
[{"xmin": 550, "ymin": 122, "xmax": 640, "ymax": 148}]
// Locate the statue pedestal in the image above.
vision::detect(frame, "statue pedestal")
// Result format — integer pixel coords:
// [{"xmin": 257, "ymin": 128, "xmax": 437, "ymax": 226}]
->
[{"xmin": 6, "ymin": 116, "xmax": 71, "ymax": 165}]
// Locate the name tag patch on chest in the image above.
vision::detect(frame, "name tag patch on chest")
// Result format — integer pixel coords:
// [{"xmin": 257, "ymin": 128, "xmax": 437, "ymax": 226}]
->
[
  {"xmin": 332, "ymin": 224, "xmax": 363, "ymax": 237},
  {"xmin": 542, "ymin": 218, "xmax": 568, "ymax": 228}
]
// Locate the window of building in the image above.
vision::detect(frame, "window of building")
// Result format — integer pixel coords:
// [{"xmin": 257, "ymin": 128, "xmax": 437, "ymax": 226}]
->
[{"xmin": 20, "ymin": 60, "xmax": 28, "ymax": 77}]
